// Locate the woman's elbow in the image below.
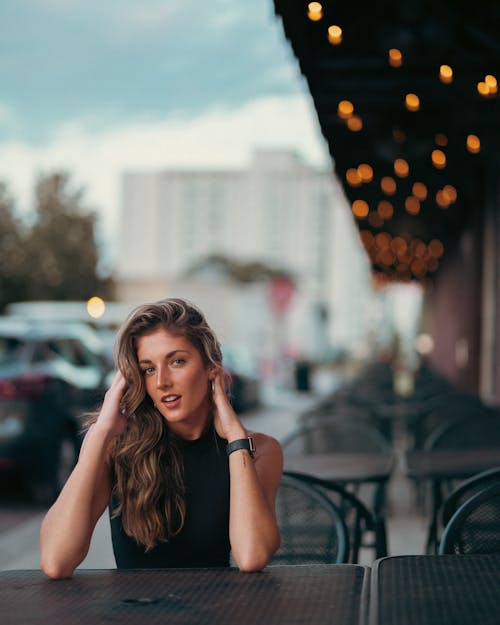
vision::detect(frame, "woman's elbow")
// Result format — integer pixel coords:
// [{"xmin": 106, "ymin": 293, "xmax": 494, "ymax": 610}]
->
[
  {"xmin": 236, "ymin": 553, "xmax": 269, "ymax": 572},
  {"xmin": 235, "ymin": 535, "xmax": 281, "ymax": 572},
  {"xmin": 40, "ymin": 556, "xmax": 75, "ymax": 580}
]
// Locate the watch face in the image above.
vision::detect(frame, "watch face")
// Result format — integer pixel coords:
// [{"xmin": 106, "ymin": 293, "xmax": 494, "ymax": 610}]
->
[{"xmin": 248, "ymin": 437, "xmax": 256, "ymax": 457}]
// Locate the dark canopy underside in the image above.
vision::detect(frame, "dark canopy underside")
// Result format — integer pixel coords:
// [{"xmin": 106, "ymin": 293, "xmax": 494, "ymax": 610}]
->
[{"xmin": 274, "ymin": 0, "xmax": 500, "ymax": 282}]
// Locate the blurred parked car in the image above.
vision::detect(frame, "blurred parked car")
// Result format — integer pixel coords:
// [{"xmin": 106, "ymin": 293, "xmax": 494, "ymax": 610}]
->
[{"xmin": 0, "ymin": 318, "xmax": 110, "ymax": 503}]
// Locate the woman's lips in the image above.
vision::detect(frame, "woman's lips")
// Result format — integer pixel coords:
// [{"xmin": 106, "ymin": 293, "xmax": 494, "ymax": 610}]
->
[{"xmin": 161, "ymin": 394, "xmax": 181, "ymax": 408}]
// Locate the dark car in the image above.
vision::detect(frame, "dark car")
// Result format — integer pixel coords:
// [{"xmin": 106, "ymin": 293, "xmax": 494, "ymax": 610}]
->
[{"xmin": 0, "ymin": 318, "xmax": 110, "ymax": 503}]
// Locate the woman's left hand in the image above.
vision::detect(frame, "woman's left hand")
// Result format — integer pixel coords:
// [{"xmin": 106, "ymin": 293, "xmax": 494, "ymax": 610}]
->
[{"xmin": 211, "ymin": 370, "xmax": 247, "ymax": 441}]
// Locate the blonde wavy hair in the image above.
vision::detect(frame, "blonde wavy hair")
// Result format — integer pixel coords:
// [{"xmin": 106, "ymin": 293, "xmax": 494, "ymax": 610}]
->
[{"xmin": 98, "ymin": 298, "xmax": 222, "ymax": 551}]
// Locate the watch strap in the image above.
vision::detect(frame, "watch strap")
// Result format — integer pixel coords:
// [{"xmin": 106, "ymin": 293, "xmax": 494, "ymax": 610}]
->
[{"xmin": 226, "ymin": 437, "xmax": 256, "ymax": 458}]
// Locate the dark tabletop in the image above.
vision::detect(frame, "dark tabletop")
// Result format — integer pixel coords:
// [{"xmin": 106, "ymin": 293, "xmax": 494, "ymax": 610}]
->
[
  {"xmin": 284, "ymin": 452, "xmax": 393, "ymax": 484},
  {"xmin": 370, "ymin": 554, "xmax": 500, "ymax": 625},
  {"xmin": 403, "ymin": 448, "xmax": 500, "ymax": 480},
  {"xmin": 0, "ymin": 564, "xmax": 370, "ymax": 625}
]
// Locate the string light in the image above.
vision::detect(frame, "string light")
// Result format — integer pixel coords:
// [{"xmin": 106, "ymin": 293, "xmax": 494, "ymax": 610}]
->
[
  {"xmin": 485, "ymin": 74, "xmax": 498, "ymax": 94},
  {"xmin": 428, "ymin": 239, "xmax": 444, "ymax": 258},
  {"xmin": 405, "ymin": 196, "xmax": 421, "ymax": 215},
  {"xmin": 439, "ymin": 65, "xmax": 453, "ymax": 84},
  {"xmin": 466, "ymin": 134, "xmax": 481, "ymax": 154},
  {"xmin": 328, "ymin": 25, "xmax": 342, "ymax": 45},
  {"xmin": 307, "ymin": 2, "xmax": 323, "ymax": 21},
  {"xmin": 477, "ymin": 81, "xmax": 489, "ymax": 96},
  {"xmin": 436, "ymin": 189, "xmax": 451, "ymax": 208},
  {"xmin": 431, "ymin": 149, "xmax": 447, "ymax": 169},
  {"xmin": 347, "ymin": 115, "xmax": 363, "ymax": 131},
  {"xmin": 346, "ymin": 168, "xmax": 362, "ymax": 187},
  {"xmin": 405, "ymin": 93, "xmax": 420, "ymax": 112},
  {"xmin": 443, "ymin": 184, "xmax": 457, "ymax": 203},
  {"xmin": 477, "ymin": 75, "xmax": 498, "ymax": 97},
  {"xmin": 352, "ymin": 200, "xmax": 369, "ymax": 218},
  {"xmin": 394, "ymin": 158, "xmax": 409, "ymax": 178},
  {"xmin": 338, "ymin": 100, "xmax": 354, "ymax": 119},
  {"xmin": 377, "ymin": 200, "xmax": 394, "ymax": 219},
  {"xmin": 380, "ymin": 176, "xmax": 397, "ymax": 195},
  {"xmin": 357, "ymin": 163, "xmax": 373, "ymax": 182},
  {"xmin": 412, "ymin": 182, "xmax": 428, "ymax": 201},
  {"xmin": 388, "ymin": 49, "xmax": 403, "ymax": 68}
]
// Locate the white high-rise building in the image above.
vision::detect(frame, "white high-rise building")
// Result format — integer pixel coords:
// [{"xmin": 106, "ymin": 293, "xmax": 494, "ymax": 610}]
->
[{"xmin": 116, "ymin": 149, "xmax": 372, "ymax": 358}]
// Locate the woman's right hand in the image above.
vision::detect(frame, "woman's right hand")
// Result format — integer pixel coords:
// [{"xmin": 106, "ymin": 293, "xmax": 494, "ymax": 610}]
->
[{"xmin": 94, "ymin": 370, "xmax": 128, "ymax": 439}]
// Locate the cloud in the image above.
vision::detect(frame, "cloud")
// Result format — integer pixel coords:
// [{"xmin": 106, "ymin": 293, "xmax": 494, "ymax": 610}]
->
[
  {"xmin": 0, "ymin": 102, "xmax": 15, "ymax": 125},
  {"xmin": 0, "ymin": 93, "xmax": 330, "ymax": 263}
]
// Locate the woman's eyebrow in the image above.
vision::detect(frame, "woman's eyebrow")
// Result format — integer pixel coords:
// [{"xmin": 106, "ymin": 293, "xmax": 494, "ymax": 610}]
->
[{"xmin": 138, "ymin": 349, "xmax": 190, "ymax": 364}]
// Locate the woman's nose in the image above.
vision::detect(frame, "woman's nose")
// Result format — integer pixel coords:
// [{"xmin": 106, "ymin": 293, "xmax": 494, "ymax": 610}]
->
[{"xmin": 156, "ymin": 367, "xmax": 172, "ymax": 388}]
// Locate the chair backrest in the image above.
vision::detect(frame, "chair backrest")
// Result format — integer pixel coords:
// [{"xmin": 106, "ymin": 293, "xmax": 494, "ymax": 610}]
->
[
  {"xmin": 283, "ymin": 470, "xmax": 382, "ymax": 562},
  {"xmin": 412, "ymin": 394, "xmax": 489, "ymax": 449},
  {"xmin": 271, "ymin": 474, "xmax": 349, "ymax": 564},
  {"xmin": 438, "ymin": 482, "xmax": 500, "ymax": 555},
  {"xmin": 441, "ymin": 467, "xmax": 500, "ymax": 527},
  {"xmin": 281, "ymin": 417, "xmax": 391, "ymax": 455},
  {"xmin": 424, "ymin": 414, "xmax": 500, "ymax": 451}
]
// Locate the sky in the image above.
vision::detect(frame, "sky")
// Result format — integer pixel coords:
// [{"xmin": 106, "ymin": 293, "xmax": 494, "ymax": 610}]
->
[{"xmin": 0, "ymin": 0, "xmax": 330, "ymax": 265}]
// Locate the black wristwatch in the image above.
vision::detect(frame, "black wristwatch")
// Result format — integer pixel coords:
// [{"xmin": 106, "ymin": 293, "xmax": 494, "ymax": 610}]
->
[{"xmin": 226, "ymin": 437, "xmax": 256, "ymax": 458}]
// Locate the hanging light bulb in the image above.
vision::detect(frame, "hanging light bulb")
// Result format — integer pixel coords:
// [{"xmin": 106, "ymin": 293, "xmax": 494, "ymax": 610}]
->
[
  {"xmin": 377, "ymin": 200, "xmax": 394, "ymax": 219},
  {"xmin": 346, "ymin": 168, "xmax": 362, "ymax": 187},
  {"xmin": 405, "ymin": 93, "xmax": 420, "ymax": 111},
  {"xmin": 439, "ymin": 65, "xmax": 453, "ymax": 84},
  {"xmin": 394, "ymin": 158, "xmax": 409, "ymax": 178},
  {"xmin": 347, "ymin": 115, "xmax": 363, "ymax": 131},
  {"xmin": 307, "ymin": 2, "xmax": 323, "ymax": 21},
  {"xmin": 380, "ymin": 176, "xmax": 397, "ymax": 195},
  {"xmin": 485, "ymin": 74, "xmax": 498, "ymax": 94},
  {"xmin": 357, "ymin": 163, "xmax": 374, "ymax": 182},
  {"xmin": 405, "ymin": 196, "xmax": 420, "ymax": 215},
  {"xmin": 328, "ymin": 25, "xmax": 342, "ymax": 45},
  {"xmin": 412, "ymin": 182, "xmax": 428, "ymax": 201},
  {"xmin": 431, "ymin": 149, "xmax": 447, "ymax": 169},
  {"xmin": 338, "ymin": 100, "xmax": 354, "ymax": 119},
  {"xmin": 466, "ymin": 134, "xmax": 481, "ymax": 153},
  {"xmin": 352, "ymin": 200, "xmax": 369, "ymax": 218},
  {"xmin": 389, "ymin": 49, "xmax": 403, "ymax": 68}
]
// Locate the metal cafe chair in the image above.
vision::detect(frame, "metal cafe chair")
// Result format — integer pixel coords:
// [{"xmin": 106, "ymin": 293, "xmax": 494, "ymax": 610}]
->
[
  {"xmin": 441, "ymin": 467, "xmax": 500, "ymax": 530},
  {"xmin": 270, "ymin": 474, "xmax": 349, "ymax": 564},
  {"xmin": 283, "ymin": 470, "xmax": 386, "ymax": 562},
  {"xmin": 281, "ymin": 416, "xmax": 391, "ymax": 456},
  {"xmin": 281, "ymin": 417, "xmax": 392, "ymax": 532},
  {"xmin": 439, "ymin": 482, "xmax": 500, "ymax": 555},
  {"xmin": 421, "ymin": 414, "xmax": 500, "ymax": 553}
]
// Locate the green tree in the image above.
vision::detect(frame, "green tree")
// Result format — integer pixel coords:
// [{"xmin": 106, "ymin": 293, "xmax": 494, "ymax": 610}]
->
[
  {"xmin": 0, "ymin": 182, "xmax": 29, "ymax": 311},
  {"xmin": 24, "ymin": 171, "xmax": 114, "ymax": 301},
  {"xmin": 0, "ymin": 172, "xmax": 114, "ymax": 311}
]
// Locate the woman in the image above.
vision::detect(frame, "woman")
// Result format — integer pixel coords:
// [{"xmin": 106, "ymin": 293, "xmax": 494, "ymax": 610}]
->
[{"xmin": 40, "ymin": 298, "xmax": 282, "ymax": 578}]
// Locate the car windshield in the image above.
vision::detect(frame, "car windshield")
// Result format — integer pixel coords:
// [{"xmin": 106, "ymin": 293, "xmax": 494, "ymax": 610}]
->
[{"xmin": 0, "ymin": 336, "xmax": 25, "ymax": 365}]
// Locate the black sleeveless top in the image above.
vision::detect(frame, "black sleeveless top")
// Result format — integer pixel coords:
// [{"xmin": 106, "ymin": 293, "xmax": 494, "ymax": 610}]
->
[{"xmin": 109, "ymin": 426, "xmax": 231, "ymax": 568}]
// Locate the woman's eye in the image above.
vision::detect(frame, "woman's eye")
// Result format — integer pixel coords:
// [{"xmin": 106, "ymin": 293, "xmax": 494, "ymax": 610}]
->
[
  {"xmin": 141, "ymin": 367, "xmax": 155, "ymax": 376},
  {"xmin": 171, "ymin": 358, "xmax": 186, "ymax": 366}
]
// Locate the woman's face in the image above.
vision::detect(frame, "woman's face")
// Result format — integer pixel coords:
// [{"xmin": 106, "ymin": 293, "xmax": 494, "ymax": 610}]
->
[{"xmin": 136, "ymin": 326, "xmax": 212, "ymax": 439}]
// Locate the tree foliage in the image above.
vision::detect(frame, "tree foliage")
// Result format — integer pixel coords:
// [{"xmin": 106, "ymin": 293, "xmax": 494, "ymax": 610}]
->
[
  {"xmin": 0, "ymin": 172, "xmax": 114, "ymax": 312},
  {"xmin": 185, "ymin": 253, "xmax": 295, "ymax": 285}
]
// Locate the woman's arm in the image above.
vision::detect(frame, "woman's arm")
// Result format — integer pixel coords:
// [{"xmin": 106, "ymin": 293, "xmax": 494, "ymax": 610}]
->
[
  {"xmin": 39, "ymin": 372, "xmax": 127, "ymax": 579},
  {"xmin": 212, "ymin": 374, "xmax": 283, "ymax": 572}
]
